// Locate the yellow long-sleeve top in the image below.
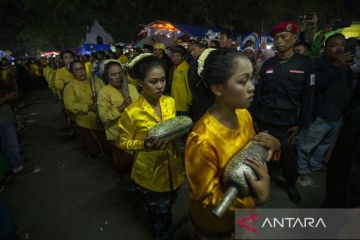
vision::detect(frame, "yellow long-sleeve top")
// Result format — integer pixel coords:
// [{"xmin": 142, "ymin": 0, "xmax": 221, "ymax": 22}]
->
[
  {"xmin": 46, "ymin": 68, "xmax": 54, "ymax": 93},
  {"xmin": 44, "ymin": 67, "xmax": 50, "ymax": 82},
  {"xmin": 185, "ymin": 109, "xmax": 256, "ymax": 234},
  {"xmin": 97, "ymin": 84, "xmax": 140, "ymax": 141},
  {"xmin": 1, "ymin": 69, "xmax": 8, "ymax": 82},
  {"xmin": 63, "ymin": 78, "xmax": 104, "ymax": 130},
  {"xmin": 84, "ymin": 61, "xmax": 92, "ymax": 80},
  {"xmin": 45, "ymin": 68, "xmax": 55, "ymax": 83},
  {"xmin": 127, "ymin": 74, "xmax": 138, "ymax": 87},
  {"xmin": 54, "ymin": 67, "xmax": 75, "ymax": 93},
  {"xmin": 48, "ymin": 69, "xmax": 58, "ymax": 95},
  {"xmin": 30, "ymin": 64, "xmax": 42, "ymax": 78},
  {"xmin": 170, "ymin": 60, "xmax": 191, "ymax": 112},
  {"xmin": 117, "ymin": 95, "xmax": 184, "ymax": 192},
  {"xmin": 43, "ymin": 66, "xmax": 50, "ymax": 79},
  {"xmin": 0, "ymin": 68, "xmax": 15, "ymax": 87},
  {"xmin": 118, "ymin": 55, "xmax": 129, "ymax": 65}
]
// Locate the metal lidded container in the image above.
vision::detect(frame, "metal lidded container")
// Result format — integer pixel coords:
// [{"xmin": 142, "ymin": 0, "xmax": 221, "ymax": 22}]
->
[{"xmin": 148, "ymin": 116, "xmax": 193, "ymax": 142}]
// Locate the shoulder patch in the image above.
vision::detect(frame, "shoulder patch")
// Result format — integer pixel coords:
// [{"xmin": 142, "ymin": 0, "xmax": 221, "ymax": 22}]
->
[{"xmin": 310, "ymin": 74, "xmax": 315, "ymax": 86}]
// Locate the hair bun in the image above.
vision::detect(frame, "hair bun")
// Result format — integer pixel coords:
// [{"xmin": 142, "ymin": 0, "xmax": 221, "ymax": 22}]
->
[
  {"xmin": 126, "ymin": 53, "xmax": 153, "ymax": 70},
  {"xmin": 197, "ymin": 48, "xmax": 216, "ymax": 77}
]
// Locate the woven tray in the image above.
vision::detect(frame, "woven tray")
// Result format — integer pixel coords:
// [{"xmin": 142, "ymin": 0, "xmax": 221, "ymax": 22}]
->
[{"xmin": 148, "ymin": 116, "xmax": 193, "ymax": 142}]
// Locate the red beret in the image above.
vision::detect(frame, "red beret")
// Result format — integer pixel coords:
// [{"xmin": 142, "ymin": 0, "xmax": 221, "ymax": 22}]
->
[{"xmin": 270, "ymin": 21, "xmax": 298, "ymax": 36}]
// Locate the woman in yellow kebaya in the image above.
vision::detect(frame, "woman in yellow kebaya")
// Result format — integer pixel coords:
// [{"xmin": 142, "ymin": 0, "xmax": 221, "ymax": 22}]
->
[
  {"xmin": 117, "ymin": 53, "xmax": 184, "ymax": 240},
  {"xmin": 45, "ymin": 58, "xmax": 57, "ymax": 95},
  {"xmin": 54, "ymin": 50, "xmax": 75, "ymax": 99},
  {"xmin": 185, "ymin": 48, "xmax": 281, "ymax": 239},
  {"xmin": 97, "ymin": 60, "xmax": 139, "ymax": 174},
  {"xmin": 63, "ymin": 60, "xmax": 107, "ymax": 158}
]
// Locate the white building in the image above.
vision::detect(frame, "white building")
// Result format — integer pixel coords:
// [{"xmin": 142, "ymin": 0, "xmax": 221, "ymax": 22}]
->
[{"xmin": 83, "ymin": 19, "xmax": 114, "ymax": 45}]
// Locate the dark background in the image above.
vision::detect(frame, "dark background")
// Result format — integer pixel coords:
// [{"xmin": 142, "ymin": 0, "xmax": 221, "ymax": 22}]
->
[{"xmin": 1, "ymin": 0, "xmax": 359, "ymax": 54}]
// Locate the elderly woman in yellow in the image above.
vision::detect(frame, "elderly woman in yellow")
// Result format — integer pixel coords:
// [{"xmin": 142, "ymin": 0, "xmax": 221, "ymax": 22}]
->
[
  {"xmin": 29, "ymin": 59, "xmax": 42, "ymax": 78},
  {"xmin": 63, "ymin": 60, "xmax": 107, "ymax": 159},
  {"xmin": 97, "ymin": 60, "xmax": 139, "ymax": 174},
  {"xmin": 117, "ymin": 54, "xmax": 184, "ymax": 240},
  {"xmin": 45, "ymin": 58, "xmax": 57, "ymax": 95},
  {"xmin": 185, "ymin": 48, "xmax": 281, "ymax": 239},
  {"xmin": 42, "ymin": 60, "xmax": 51, "ymax": 80},
  {"xmin": 48, "ymin": 58, "xmax": 62, "ymax": 98},
  {"xmin": 54, "ymin": 50, "xmax": 75, "ymax": 99},
  {"xmin": 81, "ymin": 54, "xmax": 92, "ymax": 80}
]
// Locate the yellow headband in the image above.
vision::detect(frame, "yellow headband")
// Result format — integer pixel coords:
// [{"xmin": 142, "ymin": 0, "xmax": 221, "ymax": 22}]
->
[
  {"xmin": 154, "ymin": 42, "xmax": 166, "ymax": 50},
  {"xmin": 100, "ymin": 59, "xmax": 123, "ymax": 76}
]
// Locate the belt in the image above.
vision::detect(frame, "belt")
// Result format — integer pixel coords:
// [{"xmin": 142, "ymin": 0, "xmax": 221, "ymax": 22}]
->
[{"xmin": 257, "ymin": 106, "xmax": 298, "ymax": 126}]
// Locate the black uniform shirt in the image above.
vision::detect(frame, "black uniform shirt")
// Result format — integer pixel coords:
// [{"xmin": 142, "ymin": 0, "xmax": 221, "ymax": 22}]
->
[{"xmin": 254, "ymin": 53, "xmax": 315, "ymax": 129}]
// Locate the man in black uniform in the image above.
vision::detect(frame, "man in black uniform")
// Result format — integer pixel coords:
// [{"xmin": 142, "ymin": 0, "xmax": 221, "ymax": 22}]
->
[
  {"xmin": 153, "ymin": 42, "xmax": 172, "ymax": 94},
  {"xmin": 187, "ymin": 38, "xmax": 214, "ymax": 123},
  {"xmin": 253, "ymin": 21, "xmax": 315, "ymax": 204}
]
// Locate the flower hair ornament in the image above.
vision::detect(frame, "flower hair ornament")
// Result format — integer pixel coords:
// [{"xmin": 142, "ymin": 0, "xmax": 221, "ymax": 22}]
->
[
  {"xmin": 197, "ymin": 48, "xmax": 216, "ymax": 77},
  {"xmin": 99, "ymin": 59, "xmax": 123, "ymax": 77},
  {"xmin": 125, "ymin": 53, "xmax": 153, "ymax": 70}
]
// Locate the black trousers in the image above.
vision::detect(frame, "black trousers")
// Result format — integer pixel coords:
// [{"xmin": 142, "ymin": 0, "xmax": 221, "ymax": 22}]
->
[
  {"xmin": 133, "ymin": 182, "xmax": 177, "ymax": 240},
  {"xmin": 256, "ymin": 120, "xmax": 299, "ymax": 186}
]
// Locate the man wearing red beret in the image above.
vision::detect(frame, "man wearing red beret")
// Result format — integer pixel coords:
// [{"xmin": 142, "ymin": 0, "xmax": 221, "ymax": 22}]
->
[{"xmin": 252, "ymin": 21, "xmax": 315, "ymax": 204}]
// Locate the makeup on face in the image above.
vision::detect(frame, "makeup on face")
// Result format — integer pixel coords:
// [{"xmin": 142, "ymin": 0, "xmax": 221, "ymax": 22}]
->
[
  {"xmin": 221, "ymin": 58, "xmax": 255, "ymax": 109},
  {"xmin": 142, "ymin": 66, "xmax": 166, "ymax": 102}
]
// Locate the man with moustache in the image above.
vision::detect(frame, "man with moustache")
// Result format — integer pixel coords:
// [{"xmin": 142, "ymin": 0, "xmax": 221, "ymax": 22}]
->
[{"xmin": 253, "ymin": 21, "xmax": 315, "ymax": 204}]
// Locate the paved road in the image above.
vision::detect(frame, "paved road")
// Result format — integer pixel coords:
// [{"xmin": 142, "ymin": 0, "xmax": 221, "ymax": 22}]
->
[{"xmin": 4, "ymin": 88, "xmax": 326, "ymax": 240}]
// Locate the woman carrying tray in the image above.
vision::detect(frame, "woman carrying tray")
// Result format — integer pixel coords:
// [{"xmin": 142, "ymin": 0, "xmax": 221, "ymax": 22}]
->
[
  {"xmin": 97, "ymin": 60, "xmax": 140, "ymax": 174},
  {"xmin": 117, "ymin": 53, "xmax": 184, "ymax": 240},
  {"xmin": 185, "ymin": 48, "xmax": 281, "ymax": 239}
]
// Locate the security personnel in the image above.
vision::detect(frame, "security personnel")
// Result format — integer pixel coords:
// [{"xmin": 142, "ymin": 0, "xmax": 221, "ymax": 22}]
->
[
  {"xmin": 252, "ymin": 21, "xmax": 315, "ymax": 204},
  {"xmin": 153, "ymin": 42, "xmax": 172, "ymax": 91},
  {"xmin": 188, "ymin": 39, "xmax": 215, "ymax": 123}
]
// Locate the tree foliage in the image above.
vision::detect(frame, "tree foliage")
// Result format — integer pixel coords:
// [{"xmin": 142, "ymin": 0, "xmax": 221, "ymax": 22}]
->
[{"xmin": 0, "ymin": 0, "xmax": 358, "ymax": 54}]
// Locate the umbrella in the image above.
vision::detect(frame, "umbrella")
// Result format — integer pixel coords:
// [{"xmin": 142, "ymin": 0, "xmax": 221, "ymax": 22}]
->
[
  {"xmin": 135, "ymin": 37, "xmax": 155, "ymax": 48},
  {"xmin": 153, "ymin": 35, "xmax": 177, "ymax": 48},
  {"xmin": 135, "ymin": 35, "xmax": 177, "ymax": 49}
]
